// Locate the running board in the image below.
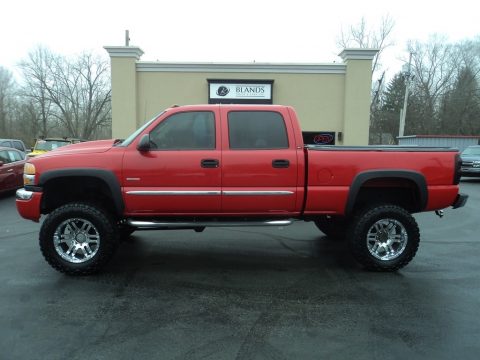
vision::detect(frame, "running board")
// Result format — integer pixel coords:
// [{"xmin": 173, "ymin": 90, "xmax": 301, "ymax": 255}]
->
[{"xmin": 127, "ymin": 219, "xmax": 293, "ymax": 229}]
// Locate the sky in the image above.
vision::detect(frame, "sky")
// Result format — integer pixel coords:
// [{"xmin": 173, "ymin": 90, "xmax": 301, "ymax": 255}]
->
[{"xmin": 1, "ymin": 0, "xmax": 478, "ymax": 80}]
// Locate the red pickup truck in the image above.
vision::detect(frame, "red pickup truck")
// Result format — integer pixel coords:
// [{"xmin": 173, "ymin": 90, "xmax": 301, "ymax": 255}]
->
[{"xmin": 16, "ymin": 104, "xmax": 467, "ymax": 275}]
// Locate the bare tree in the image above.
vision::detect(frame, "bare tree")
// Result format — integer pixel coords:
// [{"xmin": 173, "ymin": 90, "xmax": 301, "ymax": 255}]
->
[
  {"xmin": 18, "ymin": 47, "xmax": 56, "ymax": 137},
  {"xmin": 407, "ymin": 35, "xmax": 459, "ymax": 133},
  {"xmin": 337, "ymin": 15, "xmax": 395, "ymax": 75},
  {"xmin": 0, "ymin": 67, "xmax": 15, "ymax": 137},
  {"xmin": 19, "ymin": 47, "xmax": 111, "ymax": 140}
]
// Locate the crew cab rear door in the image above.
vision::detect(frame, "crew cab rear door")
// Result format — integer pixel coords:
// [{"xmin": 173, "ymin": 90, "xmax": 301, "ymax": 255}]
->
[
  {"xmin": 122, "ymin": 108, "xmax": 222, "ymax": 214},
  {"xmin": 220, "ymin": 107, "xmax": 300, "ymax": 214}
]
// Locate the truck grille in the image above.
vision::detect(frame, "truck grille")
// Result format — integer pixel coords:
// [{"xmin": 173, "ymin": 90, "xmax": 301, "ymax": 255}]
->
[{"xmin": 462, "ymin": 160, "xmax": 480, "ymax": 168}]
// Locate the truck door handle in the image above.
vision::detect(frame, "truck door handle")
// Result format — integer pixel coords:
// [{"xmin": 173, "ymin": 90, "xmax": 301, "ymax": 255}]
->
[
  {"xmin": 272, "ymin": 159, "xmax": 290, "ymax": 168},
  {"xmin": 201, "ymin": 159, "xmax": 219, "ymax": 168}
]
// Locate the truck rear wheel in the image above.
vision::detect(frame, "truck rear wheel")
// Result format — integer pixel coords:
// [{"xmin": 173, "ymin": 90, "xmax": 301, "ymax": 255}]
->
[
  {"xmin": 39, "ymin": 203, "xmax": 118, "ymax": 275},
  {"xmin": 347, "ymin": 205, "xmax": 420, "ymax": 271}
]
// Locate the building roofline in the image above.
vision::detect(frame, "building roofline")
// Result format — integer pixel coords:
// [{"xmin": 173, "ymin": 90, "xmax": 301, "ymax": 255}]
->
[
  {"xmin": 398, "ymin": 135, "xmax": 480, "ymax": 139},
  {"xmin": 136, "ymin": 61, "xmax": 346, "ymax": 74},
  {"xmin": 339, "ymin": 48, "xmax": 379, "ymax": 61},
  {"xmin": 104, "ymin": 46, "xmax": 144, "ymax": 59}
]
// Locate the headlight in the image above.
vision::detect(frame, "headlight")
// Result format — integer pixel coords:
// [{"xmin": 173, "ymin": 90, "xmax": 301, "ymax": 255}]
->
[{"xmin": 23, "ymin": 163, "xmax": 36, "ymax": 185}]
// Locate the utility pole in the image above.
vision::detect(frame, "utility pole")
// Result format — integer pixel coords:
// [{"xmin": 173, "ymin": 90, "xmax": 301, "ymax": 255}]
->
[
  {"xmin": 399, "ymin": 52, "xmax": 413, "ymax": 137},
  {"xmin": 125, "ymin": 30, "xmax": 130, "ymax": 46}
]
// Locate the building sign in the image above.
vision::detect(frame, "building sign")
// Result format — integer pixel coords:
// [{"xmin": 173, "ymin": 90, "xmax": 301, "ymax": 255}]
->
[
  {"xmin": 302, "ymin": 131, "xmax": 336, "ymax": 145},
  {"xmin": 208, "ymin": 79, "xmax": 273, "ymax": 104}
]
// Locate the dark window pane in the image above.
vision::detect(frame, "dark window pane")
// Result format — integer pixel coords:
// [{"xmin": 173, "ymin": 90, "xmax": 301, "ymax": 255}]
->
[
  {"xmin": 0, "ymin": 150, "xmax": 9, "ymax": 163},
  {"xmin": 13, "ymin": 141, "xmax": 25, "ymax": 151},
  {"xmin": 150, "ymin": 111, "xmax": 215, "ymax": 150},
  {"xmin": 8, "ymin": 150, "xmax": 22, "ymax": 162},
  {"xmin": 228, "ymin": 111, "xmax": 289, "ymax": 149}
]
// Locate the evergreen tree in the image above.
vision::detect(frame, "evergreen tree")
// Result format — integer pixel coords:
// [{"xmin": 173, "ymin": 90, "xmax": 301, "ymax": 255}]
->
[{"xmin": 439, "ymin": 67, "xmax": 480, "ymax": 135}]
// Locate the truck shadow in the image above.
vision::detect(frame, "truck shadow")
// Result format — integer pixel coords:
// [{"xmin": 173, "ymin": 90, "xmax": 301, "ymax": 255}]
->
[
  {"xmin": 87, "ymin": 232, "xmax": 421, "ymax": 309},
  {"xmin": 105, "ymin": 233, "xmax": 361, "ymax": 277}
]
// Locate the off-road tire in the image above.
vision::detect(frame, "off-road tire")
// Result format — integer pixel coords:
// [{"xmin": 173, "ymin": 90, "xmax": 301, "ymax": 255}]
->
[
  {"xmin": 39, "ymin": 202, "xmax": 118, "ymax": 275},
  {"xmin": 347, "ymin": 204, "xmax": 420, "ymax": 271}
]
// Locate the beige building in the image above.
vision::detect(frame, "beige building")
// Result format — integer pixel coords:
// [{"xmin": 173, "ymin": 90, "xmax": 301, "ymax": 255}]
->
[{"xmin": 104, "ymin": 46, "xmax": 377, "ymax": 145}]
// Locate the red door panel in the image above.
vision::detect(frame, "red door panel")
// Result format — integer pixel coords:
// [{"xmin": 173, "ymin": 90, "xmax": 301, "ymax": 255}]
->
[
  {"xmin": 219, "ymin": 107, "xmax": 300, "ymax": 215},
  {"xmin": 122, "ymin": 109, "xmax": 222, "ymax": 215}
]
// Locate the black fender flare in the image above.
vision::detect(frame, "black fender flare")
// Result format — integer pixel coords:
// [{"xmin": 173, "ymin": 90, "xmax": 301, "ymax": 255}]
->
[
  {"xmin": 345, "ymin": 170, "xmax": 428, "ymax": 216},
  {"xmin": 38, "ymin": 168, "xmax": 124, "ymax": 216}
]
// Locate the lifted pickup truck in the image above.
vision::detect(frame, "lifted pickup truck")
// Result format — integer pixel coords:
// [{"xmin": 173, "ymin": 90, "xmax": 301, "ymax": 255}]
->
[{"xmin": 16, "ymin": 105, "xmax": 467, "ymax": 275}]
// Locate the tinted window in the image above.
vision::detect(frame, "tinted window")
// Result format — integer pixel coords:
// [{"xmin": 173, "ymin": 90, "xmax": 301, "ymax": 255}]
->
[
  {"xmin": 13, "ymin": 141, "xmax": 25, "ymax": 151},
  {"xmin": 0, "ymin": 150, "xmax": 10, "ymax": 163},
  {"xmin": 150, "ymin": 111, "xmax": 215, "ymax": 150},
  {"xmin": 8, "ymin": 150, "xmax": 23, "ymax": 162},
  {"xmin": 0, "ymin": 141, "xmax": 12, "ymax": 148},
  {"xmin": 228, "ymin": 111, "xmax": 289, "ymax": 149},
  {"xmin": 462, "ymin": 147, "xmax": 480, "ymax": 156},
  {"xmin": 35, "ymin": 140, "xmax": 70, "ymax": 151}
]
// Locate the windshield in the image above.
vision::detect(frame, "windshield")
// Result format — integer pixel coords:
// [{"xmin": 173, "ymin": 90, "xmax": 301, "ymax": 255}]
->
[
  {"xmin": 462, "ymin": 147, "xmax": 480, "ymax": 156},
  {"xmin": 120, "ymin": 111, "xmax": 165, "ymax": 146},
  {"xmin": 35, "ymin": 140, "xmax": 71, "ymax": 151}
]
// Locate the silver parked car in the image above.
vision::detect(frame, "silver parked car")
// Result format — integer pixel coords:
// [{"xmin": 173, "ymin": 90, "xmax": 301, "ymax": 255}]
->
[{"xmin": 460, "ymin": 145, "xmax": 480, "ymax": 177}]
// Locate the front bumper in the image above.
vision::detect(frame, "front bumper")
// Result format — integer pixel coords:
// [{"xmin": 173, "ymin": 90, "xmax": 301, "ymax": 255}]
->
[
  {"xmin": 16, "ymin": 188, "xmax": 42, "ymax": 222},
  {"xmin": 452, "ymin": 193, "xmax": 468, "ymax": 209},
  {"xmin": 460, "ymin": 167, "xmax": 480, "ymax": 177}
]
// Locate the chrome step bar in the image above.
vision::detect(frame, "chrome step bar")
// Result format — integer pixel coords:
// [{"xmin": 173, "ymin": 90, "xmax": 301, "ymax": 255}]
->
[{"xmin": 127, "ymin": 219, "xmax": 293, "ymax": 229}]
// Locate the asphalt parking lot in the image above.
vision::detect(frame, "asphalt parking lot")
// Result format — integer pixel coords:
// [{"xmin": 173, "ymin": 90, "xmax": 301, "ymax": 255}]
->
[{"xmin": 1, "ymin": 180, "xmax": 479, "ymax": 360}]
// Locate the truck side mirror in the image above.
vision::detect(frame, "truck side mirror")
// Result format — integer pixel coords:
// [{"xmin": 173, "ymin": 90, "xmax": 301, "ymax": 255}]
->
[{"xmin": 137, "ymin": 134, "xmax": 151, "ymax": 152}]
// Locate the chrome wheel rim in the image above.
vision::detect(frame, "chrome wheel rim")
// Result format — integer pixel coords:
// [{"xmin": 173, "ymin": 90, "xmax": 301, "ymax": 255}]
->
[
  {"xmin": 53, "ymin": 218, "xmax": 100, "ymax": 263},
  {"xmin": 366, "ymin": 218, "xmax": 408, "ymax": 261}
]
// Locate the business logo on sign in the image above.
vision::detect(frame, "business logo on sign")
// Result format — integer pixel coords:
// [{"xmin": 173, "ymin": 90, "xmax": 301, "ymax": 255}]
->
[
  {"xmin": 210, "ymin": 82, "xmax": 272, "ymax": 101},
  {"xmin": 216, "ymin": 86, "xmax": 230, "ymax": 97},
  {"xmin": 313, "ymin": 133, "xmax": 334, "ymax": 145}
]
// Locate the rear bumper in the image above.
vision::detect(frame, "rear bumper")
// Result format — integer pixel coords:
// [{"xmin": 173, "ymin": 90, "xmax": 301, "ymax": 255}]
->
[
  {"xmin": 16, "ymin": 188, "xmax": 42, "ymax": 222},
  {"xmin": 452, "ymin": 193, "xmax": 468, "ymax": 209}
]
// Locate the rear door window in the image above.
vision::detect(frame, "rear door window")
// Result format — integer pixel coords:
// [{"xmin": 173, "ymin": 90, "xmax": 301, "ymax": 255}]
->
[{"xmin": 228, "ymin": 111, "xmax": 289, "ymax": 149}]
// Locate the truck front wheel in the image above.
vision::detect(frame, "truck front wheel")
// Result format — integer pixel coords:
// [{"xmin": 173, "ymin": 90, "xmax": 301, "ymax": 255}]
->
[
  {"xmin": 39, "ymin": 203, "xmax": 118, "ymax": 275},
  {"xmin": 348, "ymin": 205, "xmax": 420, "ymax": 271}
]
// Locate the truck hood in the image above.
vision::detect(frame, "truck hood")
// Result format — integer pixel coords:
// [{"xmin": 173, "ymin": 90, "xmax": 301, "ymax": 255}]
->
[
  {"xmin": 461, "ymin": 155, "xmax": 480, "ymax": 161},
  {"xmin": 35, "ymin": 139, "xmax": 116, "ymax": 157}
]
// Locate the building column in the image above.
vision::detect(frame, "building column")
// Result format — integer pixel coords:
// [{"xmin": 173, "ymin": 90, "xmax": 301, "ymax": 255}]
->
[
  {"xmin": 339, "ymin": 49, "xmax": 378, "ymax": 145},
  {"xmin": 104, "ymin": 46, "xmax": 144, "ymax": 139}
]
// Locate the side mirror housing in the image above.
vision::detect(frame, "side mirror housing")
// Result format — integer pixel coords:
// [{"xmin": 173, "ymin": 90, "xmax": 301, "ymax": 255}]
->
[{"xmin": 137, "ymin": 134, "xmax": 151, "ymax": 152}]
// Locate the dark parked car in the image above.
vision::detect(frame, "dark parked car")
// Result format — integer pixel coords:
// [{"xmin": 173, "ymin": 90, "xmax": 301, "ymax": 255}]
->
[
  {"xmin": 460, "ymin": 145, "xmax": 480, "ymax": 177},
  {"xmin": 0, "ymin": 147, "xmax": 27, "ymax": 194},
  {"xmin": 0, "ymin": 139, "xmax": 28, "ymax": 154}
]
